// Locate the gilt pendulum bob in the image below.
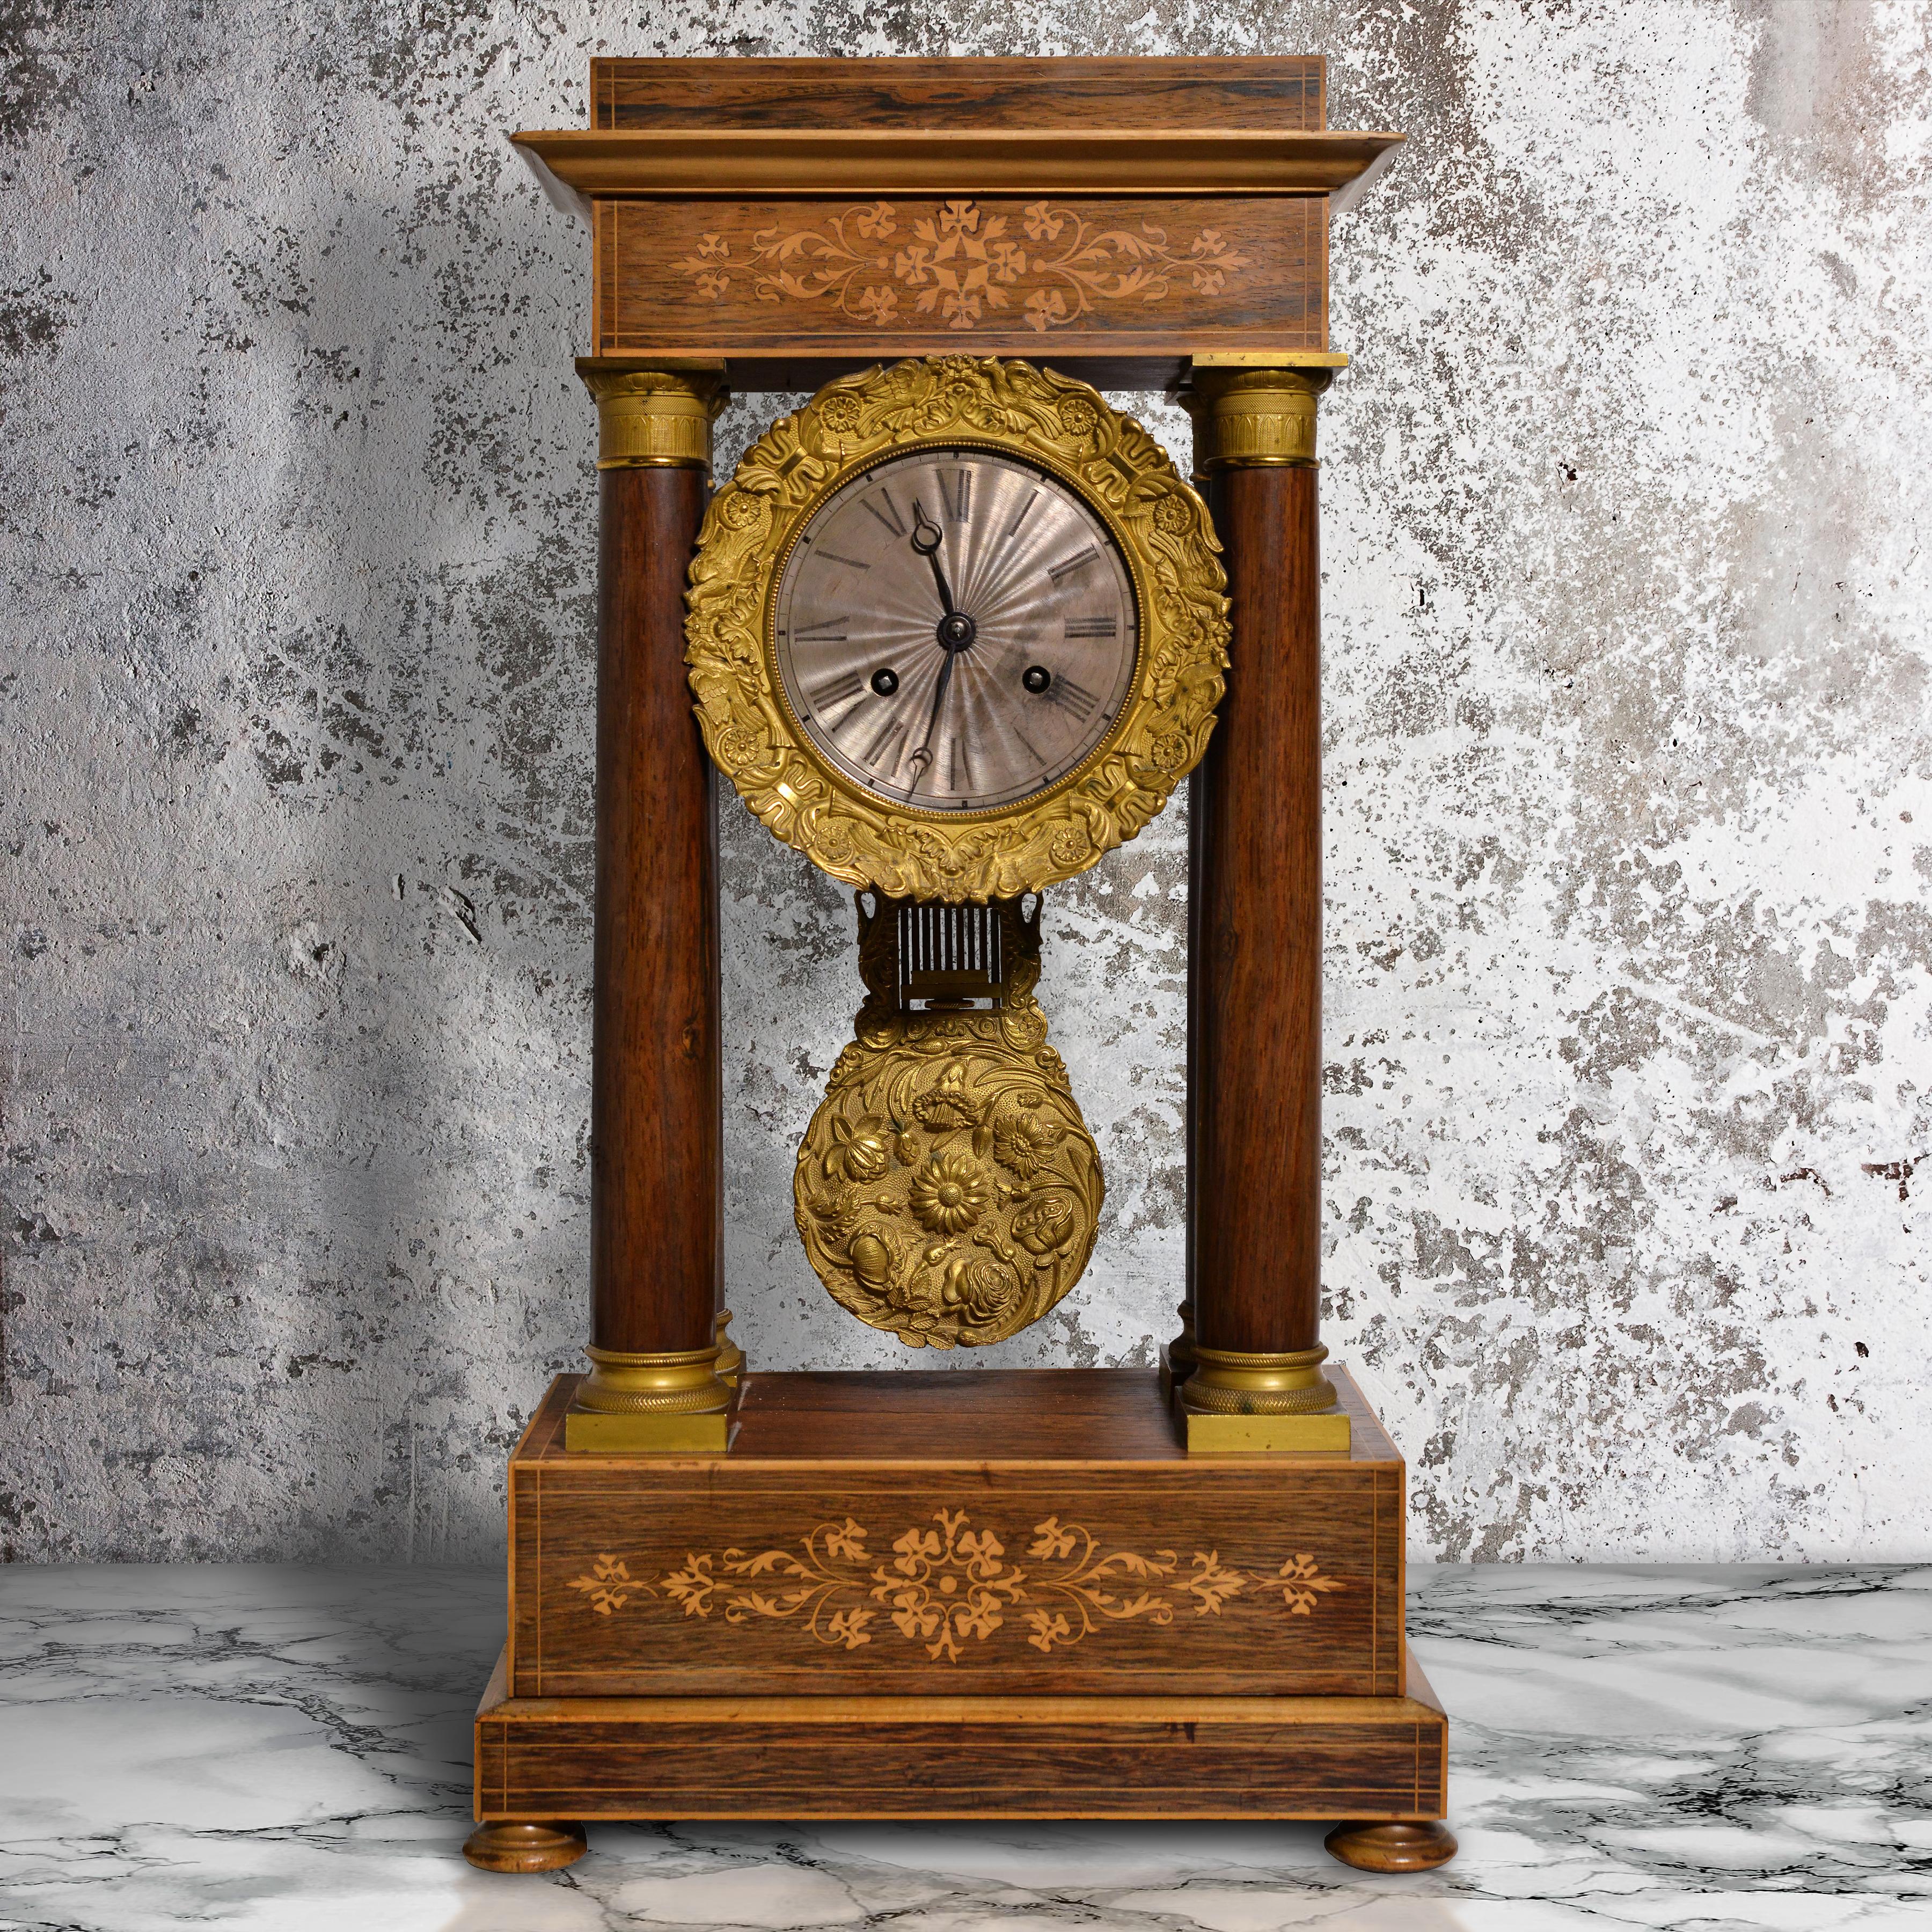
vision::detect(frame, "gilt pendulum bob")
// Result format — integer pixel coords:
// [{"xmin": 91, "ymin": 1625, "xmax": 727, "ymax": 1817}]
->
[
  {"xmin": 686, "ymin": 356, "xmax": 1229, "ymax": 1342},
  {"xmin": 798, "ymin": 891, "xmax": 1099, "ymax": 1348}
]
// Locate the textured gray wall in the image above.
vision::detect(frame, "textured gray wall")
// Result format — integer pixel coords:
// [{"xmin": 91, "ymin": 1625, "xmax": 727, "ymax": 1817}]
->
[{"xmin": 3, "ymin": 3, "xmax": 1927, "ymax": 1564}]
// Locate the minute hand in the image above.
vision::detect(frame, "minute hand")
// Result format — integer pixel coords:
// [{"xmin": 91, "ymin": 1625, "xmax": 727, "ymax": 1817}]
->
[{"xmin": 910, "ymin": 497, "xmax": 957, "ymax": 614}]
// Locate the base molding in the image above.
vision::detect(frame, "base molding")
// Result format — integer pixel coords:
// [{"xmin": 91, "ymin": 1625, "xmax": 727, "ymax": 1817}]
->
[{"xmin": 472, "ymin": 1647, "xmax": 1449, "ymax": 1824}]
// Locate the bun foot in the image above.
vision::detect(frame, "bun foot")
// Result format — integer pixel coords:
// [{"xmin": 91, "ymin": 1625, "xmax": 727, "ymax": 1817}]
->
[
  {"xmin": 463, "ymin": 1819, "xmax": 588, "ymax": 1872},
  {"xmin": 1323, "ymin": 1819, "xmax": 1458, "ymax": 1872}
]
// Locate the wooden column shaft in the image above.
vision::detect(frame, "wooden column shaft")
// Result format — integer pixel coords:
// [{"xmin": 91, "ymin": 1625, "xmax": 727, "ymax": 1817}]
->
[
  {"xmin": 1192, "ymin": 462, "xmax": 1322, "ymax": 1352},
  {"xmin": 591, "ymin": 462, "xmax": 720, "ymax": 1359},
  {"xmin": 1182, "ymin": 365, "xmax": 1337, "ymax": 1418},
  {"xmin": 578, "ymin": 365, "xmax": 732, "ymax": 1424}
]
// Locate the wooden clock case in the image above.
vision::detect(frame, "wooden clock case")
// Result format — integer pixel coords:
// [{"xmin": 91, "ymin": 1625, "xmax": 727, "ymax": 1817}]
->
[{"xmin": 464, "ymin": 57, "xmax": 1455, "ymax": 1879}]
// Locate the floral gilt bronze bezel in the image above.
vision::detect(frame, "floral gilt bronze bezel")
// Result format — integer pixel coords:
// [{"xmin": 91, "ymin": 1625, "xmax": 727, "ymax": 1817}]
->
[{"xmin": 685, "ymin": 356, "xmax": 1230, "ymax": 901}]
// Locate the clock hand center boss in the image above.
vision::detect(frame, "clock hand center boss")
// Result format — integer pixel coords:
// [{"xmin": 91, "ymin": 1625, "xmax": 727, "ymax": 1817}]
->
[{"xmin": 685, "ymin": 356, "xmax": 1230, "ymax": 1348}]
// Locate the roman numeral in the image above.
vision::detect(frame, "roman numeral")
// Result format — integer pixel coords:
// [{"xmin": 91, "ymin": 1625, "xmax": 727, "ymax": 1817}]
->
[
  {"xmin": 1045, "ymin": 676, "xmax": 1103, "ymax": 723},
  {"xmin": 999, "ymin": 489, "xmax": 1039, "ymax": 546},
  {"xmin": 948, "ymin": 736, "xmax": 974, "ymax": 792},
  {"xmin": 940, "ymin": 467, "xmax": 971, "ymax": 522},
  {"xmin": 862, "ymin": 491, "xmax": 907, "ymax": 538},
  {"xmin": 1064, "ymin": 613, "xmax": 1117, "ymax": 639},
  {"xmin": 808, "ymin": 670, "xmax": 866, "ymax": 711},
  {"xmin": 792, "ymin": 617, "xmax": 849, "ymax": 642},
  {"xmin": 1047, "ymin": 545, "xmax": 1099, "ymax": 584},
  {"xmin": 815, "ymin": 549, "xmax": 872, "ymax": 572},
  {"xmin": 861, "ymin": 712, "xmax": 909, "ymax": 770}
]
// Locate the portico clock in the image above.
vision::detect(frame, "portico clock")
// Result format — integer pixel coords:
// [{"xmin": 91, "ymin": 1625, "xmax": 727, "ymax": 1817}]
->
[
  {"xmin": 687, "ymin": 356, "xmax": 1228, "ymax": 1346},
  {"xmin": 471, "ymin": 53, "xmax": 1457, "ymax": 1881}
]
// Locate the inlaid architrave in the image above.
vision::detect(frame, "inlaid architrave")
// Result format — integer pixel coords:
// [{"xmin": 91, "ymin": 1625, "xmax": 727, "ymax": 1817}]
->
[{"xmin": 510, "ymin": 55, "xmax": 1403, "ymax": 377}]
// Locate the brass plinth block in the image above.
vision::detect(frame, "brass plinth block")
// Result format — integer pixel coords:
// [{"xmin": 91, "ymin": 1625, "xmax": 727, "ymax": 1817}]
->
[
  {"xmin": 1182, "ymin": 1344, "xmax": 1338, "ymax": 1414},
  {"xmin": 715, "ymin": 1309, "xmax": 745, "ymax": 1388},
  {"xmin": 463, "ymin": 1818, "xmax": 588, "ymax": 1872},
  {"xmin": 567, "ymin": 1343, "xmax": 733, "ymax": 1452},
  {"xmin": 1182, "ymin": 362, "xmax": 1336, "ymax": 471},
  {"xmin": 1182, "ymin": 1344, "xmax": 1348, "ymax": 1453},
  {"xmin": 564, "ymin": 1409, "xmax": 730, "ymax": 1453},
  {"xmin": 576, "ymin": 361, "xmax": 726, "ymax": 471},
  {"xmin": 1186, "ymin": 1410, "xmax": 1352, "ymax": 1453}
]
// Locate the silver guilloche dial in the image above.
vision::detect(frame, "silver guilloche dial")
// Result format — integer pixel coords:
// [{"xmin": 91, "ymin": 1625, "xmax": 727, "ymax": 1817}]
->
[{"xmin": 772, "ymin": 447, "xmax": 1139, "ymax": 813}]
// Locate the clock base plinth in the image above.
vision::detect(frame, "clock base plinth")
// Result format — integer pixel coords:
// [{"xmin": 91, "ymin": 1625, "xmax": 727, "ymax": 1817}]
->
[
  {"xmin": 477, "ymin": 1368, "xmax": 1448, "ymax": 1854},
  {"xmin": 471, "ymin": 1648, "xmax": 1450, "ymax": 1836}
]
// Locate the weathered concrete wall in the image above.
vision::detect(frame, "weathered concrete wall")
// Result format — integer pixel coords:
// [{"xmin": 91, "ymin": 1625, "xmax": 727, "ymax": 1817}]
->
[{"xmin": 3, "ymin": 2, "xmax": 1927, "ymax": 1563}]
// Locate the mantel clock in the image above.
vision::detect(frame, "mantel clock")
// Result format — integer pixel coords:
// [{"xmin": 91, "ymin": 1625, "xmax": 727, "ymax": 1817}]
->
[{"xmin": 465, "ymin": 56, "xmax": 1457, "ymax": 1881}]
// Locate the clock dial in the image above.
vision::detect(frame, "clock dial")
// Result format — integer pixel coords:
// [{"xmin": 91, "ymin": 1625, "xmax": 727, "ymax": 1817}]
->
[{"xmin": 772, "ymin": 447, "xmax": 1139, "ymax": 812}]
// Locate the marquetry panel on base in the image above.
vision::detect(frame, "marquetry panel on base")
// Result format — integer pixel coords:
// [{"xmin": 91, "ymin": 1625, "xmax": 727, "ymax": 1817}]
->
[
  {"xmin": 508, "ymin": 1369, "xmax": 1403, "ymax": 1700},
  {"xmin": 473, "ymin": 1650, "xmax": 1450, "ymax": 1823}
]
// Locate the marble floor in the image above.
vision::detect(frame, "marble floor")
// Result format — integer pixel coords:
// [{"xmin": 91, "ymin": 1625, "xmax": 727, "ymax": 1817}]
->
[{"xmin": 0, "ymin": 1563, "xmax": 1926, "ymax": 1930}]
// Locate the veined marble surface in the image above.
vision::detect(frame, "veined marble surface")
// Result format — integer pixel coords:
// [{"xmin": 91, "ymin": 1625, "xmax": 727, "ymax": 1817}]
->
[{"xmin": 0, "ymin": 1564, "xmax": 1924, "ymax": 1930}]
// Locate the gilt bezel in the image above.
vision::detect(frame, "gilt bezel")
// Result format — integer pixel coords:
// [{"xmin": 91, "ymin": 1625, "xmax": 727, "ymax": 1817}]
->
[{"xmin": 685, "ymin": 355, "xmax": 1229, "ymax": 901}]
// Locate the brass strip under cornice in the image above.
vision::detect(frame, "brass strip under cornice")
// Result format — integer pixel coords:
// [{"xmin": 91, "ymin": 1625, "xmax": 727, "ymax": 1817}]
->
[{"xmin": 513, "ymin": 128, "xmax": 1404, "ymax": 200}]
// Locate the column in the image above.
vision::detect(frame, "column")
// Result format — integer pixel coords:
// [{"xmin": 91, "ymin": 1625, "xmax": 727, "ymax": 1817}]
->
[
  {"xmin": 567, "ymin": 364, "xmax": 733, "ymax": 1453},
  {"xmin": 1177, "ymin": 364, "xmax": 1349, "ymax": 1452}
]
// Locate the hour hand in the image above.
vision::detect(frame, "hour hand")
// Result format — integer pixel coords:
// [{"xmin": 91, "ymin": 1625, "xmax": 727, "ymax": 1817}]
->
[
  {"xmin": 908, "ymin": 647, "xmax": 956, "ymax": 792},
  {"xmin": 910, "ymin": 497, "xmax": 957, "ymax": 615}
]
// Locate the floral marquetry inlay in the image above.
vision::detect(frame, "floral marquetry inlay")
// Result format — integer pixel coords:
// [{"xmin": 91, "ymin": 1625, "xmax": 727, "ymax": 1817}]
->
[
  {"xmin": 569, "ymin": 1511, "xmax": 1345, "ymax": 1664},
  {"xmin": 671, "ymin": 200, "xmax": 1250, "ymax": 333},
  {"xmin": 567, "ymin": 1554, "xmax": 647, "ymax": 1618}
]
